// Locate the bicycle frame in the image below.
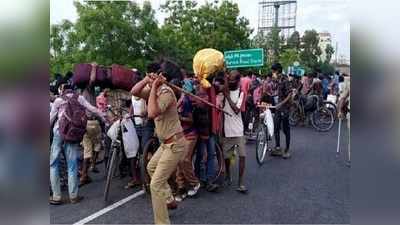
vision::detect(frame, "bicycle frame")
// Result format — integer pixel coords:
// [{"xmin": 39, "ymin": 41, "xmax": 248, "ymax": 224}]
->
[{"xmin": 293, "ymin": 94, "xmax": 322, "ymax": 121}]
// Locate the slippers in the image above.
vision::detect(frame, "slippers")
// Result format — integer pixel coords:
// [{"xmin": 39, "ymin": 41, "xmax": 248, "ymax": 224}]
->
[
  {"xmin": 124, "ymin": 180, "xmax": 142, "ymax": 189},
  {"xmin": 236, "ymin": 185, "xmax": 248, "ymax": 194},
  {"xmin": 79, "ymin": 177, "xmax": 92, "ymax": 188},
  {"xmin": 49, "ymin": 197, "xmax": 63, "ymax": 205}
]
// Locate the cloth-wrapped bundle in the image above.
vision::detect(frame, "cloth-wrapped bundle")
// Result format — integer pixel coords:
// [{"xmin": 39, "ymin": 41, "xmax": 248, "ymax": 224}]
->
[{"xmin": 193, "ymin": 48, "xmax": 224, "ymax": 88}]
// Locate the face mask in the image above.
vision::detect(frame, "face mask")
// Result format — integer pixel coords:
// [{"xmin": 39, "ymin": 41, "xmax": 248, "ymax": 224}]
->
[{"xmin": 229, "ymin": 82, "xmax": 238, "ymax": 90}]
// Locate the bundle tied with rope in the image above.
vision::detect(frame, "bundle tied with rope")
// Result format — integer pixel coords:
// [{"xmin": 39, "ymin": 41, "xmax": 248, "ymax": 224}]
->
[
  {"xmin": 147, "ymin": 53, "xmax": 231, "ymax": 116},
  {"xmin": 192, "ymin": 48, "xmax": 225, "ymax": 89}
]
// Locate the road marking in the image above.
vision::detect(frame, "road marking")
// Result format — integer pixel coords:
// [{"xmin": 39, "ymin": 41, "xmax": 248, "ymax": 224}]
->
[{"xmin": 73, "ymin": 190, "xmax": 145, "ymax": 225}]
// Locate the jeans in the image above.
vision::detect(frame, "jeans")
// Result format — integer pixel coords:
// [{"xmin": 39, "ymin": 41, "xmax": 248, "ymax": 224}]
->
[
  {"xmin": 135, "ymin": 125, "xmax": 153, "ymax": 155},
  {"xmin": 274, "ymin": 111, "xmax": 291, "ymax": 150},
  {"xmin": 195, "ymin": 134, "xmax": 216, "ymax": 182},
  {"xmin": 50, "ymin": 131, "xmax": 80, "ymax": 200}
]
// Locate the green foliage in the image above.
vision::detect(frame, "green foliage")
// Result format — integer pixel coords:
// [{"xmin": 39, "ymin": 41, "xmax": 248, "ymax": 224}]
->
[
  {"xmin": 159, "ymin": 0, "xmax": 252, "ymax": 70},
  {"xmin": 299, "ymin": 29, "xmax": 322, "ymax": 71},
  {"xmin": 324, "ymin": 44, "xmax": 335, "ymax": 63},
  {"xmin": 50, "ymin": 0, "xmax": 252, "ymax": 76},
  {"xmin": 266, "ymin": 27, "xmax": 283, "ymax": 63},
  {"xmin": 319, "ymin": 61, "xmax": 335, "ymax": 75},
  {"xmin": 50, "ymin": 1, "xmax": 336, "ymax": 78},
  {"xmin": 279, "ymin": 49, "xmax": 299, "ymax": 70},
  {"xmin": 286, "ymin": 31, "xmax": 301, "ymax": 50},
  {"xmin": 251, "ymin": 27, "xmax": 284, "ymax": 73}
]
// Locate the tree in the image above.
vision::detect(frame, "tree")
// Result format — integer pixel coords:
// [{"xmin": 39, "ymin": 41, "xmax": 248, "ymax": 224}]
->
[
  {"xmin": 160, "ymin": 0, "xmax": 253, "ymax": 70},
  {"xmin": 279, "ymin": 48, "xmax": 299, "ymax": 71},
  {"xmin": 319, "ymin": 61, "xmax": 335, "ymax": 75},
  {"xmin": 50, "ymin": 1, "xmax": 161, "ymax": 74},
  {"xmin": 50, "ymin": 20, "xmax": 75, "ymax": 76},
  {"xmin": 286, "ymin": 31, "xmax": 300, "ymax": 50},
  {"xmin": 299, "ymin": 29, "xmax": 321, "ymax": 71},
  {"xmin": 324, "ymin": 44, "xmax": 335, "ymax": 63},
  {"xmin": 265, "ymin": 26, "xmax": 283, "ymax": 64}
]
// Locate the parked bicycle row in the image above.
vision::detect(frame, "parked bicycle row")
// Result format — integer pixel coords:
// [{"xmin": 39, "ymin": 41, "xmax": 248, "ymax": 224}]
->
[{"xmin": 49, "ymin": 50, "xmax": 350, "ymax": 224}]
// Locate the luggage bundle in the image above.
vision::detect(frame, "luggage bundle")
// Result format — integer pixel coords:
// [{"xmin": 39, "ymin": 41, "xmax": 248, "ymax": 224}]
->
[{"xmin": 73, "ymin": 63, "xmax": 138, "ymax": 91}]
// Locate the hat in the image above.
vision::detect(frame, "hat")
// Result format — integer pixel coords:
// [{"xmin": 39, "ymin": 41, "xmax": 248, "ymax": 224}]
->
[{"xmin": 193, "ymin": 48, "xmax": 224, "ymax": 88}]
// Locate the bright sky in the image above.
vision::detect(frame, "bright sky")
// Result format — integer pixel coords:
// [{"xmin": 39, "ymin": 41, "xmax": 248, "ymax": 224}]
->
[{"xmin": 50, "ymin": 0, "xmax": 350, "ymax": 60}]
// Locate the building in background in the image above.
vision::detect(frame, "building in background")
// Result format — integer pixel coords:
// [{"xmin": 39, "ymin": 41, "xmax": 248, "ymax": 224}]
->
[
  {"xmin": 258, "ymin": 0, "xmax": 297, "ymax": 40},
  {"xmin": 319, "ymin": 31, "xmax": 332, "ymax": 62},
  {"xmin": 335, "ymin": 54, "xmax": 350, "ymax": 75}
]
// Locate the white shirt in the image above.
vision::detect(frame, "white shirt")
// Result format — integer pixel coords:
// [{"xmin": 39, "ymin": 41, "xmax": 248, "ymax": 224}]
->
[
  {"xmin": 223, "ymin": 89, "xmax": 244, "ymax": 137},
  {"xmin": 50, "ymin": 93, "xmax": 105, "ymax": 134},
  {"xmin": 131, "ymin": 96, "xmax": 146, "ymax": 126}
]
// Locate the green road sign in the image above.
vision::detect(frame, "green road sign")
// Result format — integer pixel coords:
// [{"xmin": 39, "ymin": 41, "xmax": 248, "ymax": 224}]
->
[
  {"xmin": 288, "ymin": 65, "xmax": 305, "ymax": 76},
  {"xmin": 224, "ymin": 48, "xmax": 264, "ymax": 68}
]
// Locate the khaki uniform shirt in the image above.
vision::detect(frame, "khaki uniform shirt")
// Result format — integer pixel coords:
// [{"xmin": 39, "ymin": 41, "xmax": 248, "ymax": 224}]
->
[{"xmin": 154, "ymin": 84, "xmax": 183, "ymax": 142}]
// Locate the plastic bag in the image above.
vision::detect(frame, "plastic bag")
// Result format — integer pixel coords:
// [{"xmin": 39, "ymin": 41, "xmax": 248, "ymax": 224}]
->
[
  {"xmin": 263, "ymin": 109, "xmax": 274, "ymax": 137},
  {"xmin": 107, "ymin": 118, "xmax": 139, "ymax": 158},
  {"xmin": 193, "ymin": 48, "xmax": 224, "ymax": 88},
  {"xmin": 327, "ymin": 94, "xmax": 337, "ymax": 106}
]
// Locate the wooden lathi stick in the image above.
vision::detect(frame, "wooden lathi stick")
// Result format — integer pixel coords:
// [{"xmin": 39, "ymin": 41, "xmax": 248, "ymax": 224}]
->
[{"xmin": 163, "ymin": 81, "xmax": 233, "ymax": 117}]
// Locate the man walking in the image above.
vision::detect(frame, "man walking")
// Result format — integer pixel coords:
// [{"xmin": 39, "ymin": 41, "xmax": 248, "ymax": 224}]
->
[{"xmin": 49, "ymin": 83, "xmax": 106, "ymax": 205}]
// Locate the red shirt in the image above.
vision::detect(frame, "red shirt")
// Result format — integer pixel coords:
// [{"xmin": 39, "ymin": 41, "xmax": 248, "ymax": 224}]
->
[
  {"xmin": 240, "ymin": 77, "xmax": 251, "ymax": 111},
  {"xmin": 207, "ymin": 86, "xmax": 222, "ymax": 135}
]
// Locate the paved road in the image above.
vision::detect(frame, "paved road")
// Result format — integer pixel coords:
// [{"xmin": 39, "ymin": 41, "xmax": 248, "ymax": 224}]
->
[{"xmin": 50, "ymin": 123, "xmax": 350, "ymax": 224}]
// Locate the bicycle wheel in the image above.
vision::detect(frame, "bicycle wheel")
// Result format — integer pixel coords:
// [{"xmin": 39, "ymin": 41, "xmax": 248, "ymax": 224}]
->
[
  {"xmin": 256, "ymin": 125, "xmax": 267, "ymax": 165},
  {"xmin": 140, "ymin": 137, "xmax": 159, "ymax": 194},
  {"xmin": 323, "ymin": 101, "xmax": 337, "ymax": 121},
  {"xmin": 104, "ymin": 147, "xmax": 118, "ymax": 201},
  {"xmin": 210, "ymin": 141, "xmax": 224, "ymax": 184},
  {"xmin": 289, "ymin": 103, "xmax": 301, "ymax": 126},
  {"xmin": 311, "ymin": 107, "xmax": 335, "ymax": 132}
]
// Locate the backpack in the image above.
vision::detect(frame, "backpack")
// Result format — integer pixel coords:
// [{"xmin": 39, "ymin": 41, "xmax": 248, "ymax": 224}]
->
[{"xmin": 58, "ymin": 91, "xmax": 88, "ymax": 142}]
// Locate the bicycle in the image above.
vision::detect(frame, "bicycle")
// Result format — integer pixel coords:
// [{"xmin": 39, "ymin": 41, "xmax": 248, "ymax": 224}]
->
[
  {"xmin": 139, "ymin": 135, "xmax": 160, "ymax": 193},
  {"xmin": 255, "ymin": 105, "xmax": 274, "ymax": 165},
  {"xmin": 245, "ymin": 108, "xmax": 261, "ymax": 141},
  {"xmin": 289, "ymin": 94, "xmax": 335, "ymax": 132},
  {"xmin": 103, "ymin": 107, "xmax": 145, "ymax": 201},
  {"xmin": 189, "ymin": 136, "xmax": 226, "ymax": 188}
]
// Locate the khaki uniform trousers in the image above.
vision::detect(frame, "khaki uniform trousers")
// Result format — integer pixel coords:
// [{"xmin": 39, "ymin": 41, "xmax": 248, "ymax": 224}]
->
[{"xmin": 147, "ymin": 137, "xmax": 186, "ymax": 224}]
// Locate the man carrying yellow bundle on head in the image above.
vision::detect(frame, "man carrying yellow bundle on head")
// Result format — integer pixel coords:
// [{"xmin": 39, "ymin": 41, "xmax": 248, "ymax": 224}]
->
[
  {"xmin": 193, "ymin": 48, "xmax": 249, "ymax": 194},
  {"xmin": 193, "ymin": 48, "xmax": 225, "ymax": 89}
]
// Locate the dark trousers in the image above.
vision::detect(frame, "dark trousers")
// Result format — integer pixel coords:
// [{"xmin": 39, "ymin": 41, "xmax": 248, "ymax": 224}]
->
[{"xmin": 274, "ymin": 111, "xmax": 291, "ymax": 150}]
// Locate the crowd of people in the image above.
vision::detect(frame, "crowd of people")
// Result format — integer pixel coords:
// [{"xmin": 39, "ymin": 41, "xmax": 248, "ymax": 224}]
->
[{"xmin": 49, "ymin": 57, "xmax": 350, "ymax": 224}]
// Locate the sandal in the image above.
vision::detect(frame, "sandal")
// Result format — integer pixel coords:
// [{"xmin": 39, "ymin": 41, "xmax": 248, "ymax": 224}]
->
[
  {"xmin": 49, "ymin": 197, "xmax": 63, "ymax": 205},
  {"xmin": 70, "ymin": 196, "xmax": 84, "ymax": 204},
  {"xmin": 236, "ymin": 185, "xmax": 248, "ymax": 194},
  {"xmin": 124, "ymin": 180, "xmax": 142, "ymax": 189},
  {"xmin": 79, "ymin": 176, "xmax": 92, "ymax": 187}
]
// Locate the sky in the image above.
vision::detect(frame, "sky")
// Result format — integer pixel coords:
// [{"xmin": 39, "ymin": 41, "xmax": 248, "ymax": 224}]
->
[{"xmin": 50, "ymin": 0, "xmax": 350, "ymax": 60}]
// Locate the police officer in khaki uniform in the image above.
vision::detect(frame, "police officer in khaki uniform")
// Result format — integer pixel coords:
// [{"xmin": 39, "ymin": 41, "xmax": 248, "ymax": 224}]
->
[{"xmin": 131, "ymin": 60, "xmax": 186, "ymax": 224}]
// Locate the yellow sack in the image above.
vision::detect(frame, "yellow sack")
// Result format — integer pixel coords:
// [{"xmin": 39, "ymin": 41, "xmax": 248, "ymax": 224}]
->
[{"xmin": 193, "ymin": 48, "xmax": 224, "ymax": 88}]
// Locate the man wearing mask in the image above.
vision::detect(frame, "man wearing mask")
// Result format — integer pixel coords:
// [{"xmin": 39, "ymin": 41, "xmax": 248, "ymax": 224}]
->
[{"xmin": 270, "ymin": 63, "xmax": 295, "ymax": 159}]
